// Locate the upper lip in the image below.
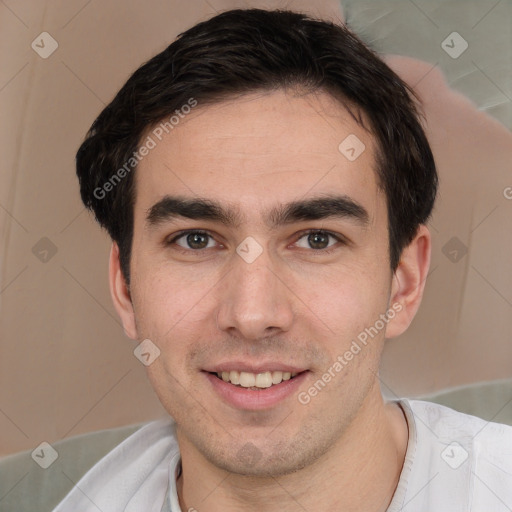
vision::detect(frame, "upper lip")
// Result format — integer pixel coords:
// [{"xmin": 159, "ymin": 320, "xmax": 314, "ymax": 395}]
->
[{"xmin": 203, "ymin": 362, "xmax": 308, "ymax": 374}]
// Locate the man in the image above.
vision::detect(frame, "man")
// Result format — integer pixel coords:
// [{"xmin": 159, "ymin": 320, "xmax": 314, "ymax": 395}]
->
[{"xmin": 53, "ymin": 8, "xmax": 512, "ymax": 512}]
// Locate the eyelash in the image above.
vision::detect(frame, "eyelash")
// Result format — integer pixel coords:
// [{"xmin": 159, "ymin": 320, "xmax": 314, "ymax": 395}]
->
[{"xmin": 165, "ymin": 229, "xmax": 346, "ymax": 255}]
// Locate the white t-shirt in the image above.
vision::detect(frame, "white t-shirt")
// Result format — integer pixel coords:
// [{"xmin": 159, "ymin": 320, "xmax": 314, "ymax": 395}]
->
[{"xmin": 52, "ymin": 399, "xmax": 512, "ymax": 511}]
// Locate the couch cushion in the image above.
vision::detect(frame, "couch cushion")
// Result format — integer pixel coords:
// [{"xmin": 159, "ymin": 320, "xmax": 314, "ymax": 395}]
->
[
  {"xmin": 0, "ymin": 424, "xmax": 143, "ymax": 512},
  {"xmin": 416, "ymin": 378, "xmax": 512, "ymax": 426}
]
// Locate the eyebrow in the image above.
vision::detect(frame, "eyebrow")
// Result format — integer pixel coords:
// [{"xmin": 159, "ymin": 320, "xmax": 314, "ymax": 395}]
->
[{"xmin": 145, "ymin": 194, "xmax": 370, "ymax": 231}]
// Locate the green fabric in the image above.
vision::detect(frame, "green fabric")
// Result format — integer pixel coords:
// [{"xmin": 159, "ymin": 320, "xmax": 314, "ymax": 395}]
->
[
  {"xmin": 1, "ymin": 380, "xmax": 511, "ymax": 512},
  {"xmin": 0, "ymin": 423, "xmax": 143, "ymax": 512},
  {"xmin": 416, "ymin": 378, "xmax": 512, "ymax": 426}
]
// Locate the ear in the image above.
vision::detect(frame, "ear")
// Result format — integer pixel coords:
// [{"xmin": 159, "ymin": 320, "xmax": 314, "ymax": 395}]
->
[
  {"xmin": 109, "ymin": 241, "xmax": 138, "ymax": 340},
  {"xmin": 385, "ymin": 224, "xmax": 431, "ymax": 338}
]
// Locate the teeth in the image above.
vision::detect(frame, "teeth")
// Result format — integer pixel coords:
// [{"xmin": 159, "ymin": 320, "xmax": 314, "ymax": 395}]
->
[
  {"xmin": 255, "ymin": 372, "xmax": 273, "ymax": 388},
  {"xmin": 215, "ymin": 370, "xmax": 299, "ymax": 388},
  {"xmin": 239, "ymin": 372, "xmax": 256, "ymax": 388},
  {"xmin": 272, "ymin": 371, "xmax": 283, "ymax": 384}
]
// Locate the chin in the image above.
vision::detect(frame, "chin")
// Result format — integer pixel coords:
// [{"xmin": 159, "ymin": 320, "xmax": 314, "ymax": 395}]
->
[{"xmin": 194, "ymin": 425, "xmax": 334, "ymax": 478}]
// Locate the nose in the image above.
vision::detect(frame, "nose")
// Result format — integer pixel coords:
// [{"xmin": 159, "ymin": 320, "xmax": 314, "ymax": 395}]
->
[{"xmin": 215, "ymin": 242, "xmax": 294, "ymax": 341}]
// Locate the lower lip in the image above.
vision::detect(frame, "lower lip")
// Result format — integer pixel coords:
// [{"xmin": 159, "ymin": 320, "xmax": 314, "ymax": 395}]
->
[{"xmin": 204, "ymin": 371, "xmax": 309, "ymax": 410}]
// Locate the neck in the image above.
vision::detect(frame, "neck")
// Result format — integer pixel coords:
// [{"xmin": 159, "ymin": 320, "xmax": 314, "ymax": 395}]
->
[{"xmin": 176, "ymin": 387, "xmax": 408, "ymax": 512}]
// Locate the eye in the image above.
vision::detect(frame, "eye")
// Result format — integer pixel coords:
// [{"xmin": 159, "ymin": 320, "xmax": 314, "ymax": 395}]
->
[
  {"xmin": 166, "ymin": 229, "xmax": 346, "ymax": 254},
  {"xmin": 294, "ymin": 230, "xmax": 345, "ymax": 252},
  {"xmin": 169, "ymin": 230, "xmax": 217, "ymax": 251}
]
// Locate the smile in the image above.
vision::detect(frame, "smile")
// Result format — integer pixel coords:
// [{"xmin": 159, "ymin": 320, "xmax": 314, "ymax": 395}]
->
[
  {"xmin": 214, "ymin": 370, "xmax": 299, "ymax": 389},
  {"xmin": 205, "ymin": 369, "xmax": 308, "ymax": 410}
]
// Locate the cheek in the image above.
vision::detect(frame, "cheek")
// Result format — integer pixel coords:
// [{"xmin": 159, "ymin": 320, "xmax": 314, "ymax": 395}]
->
[
  {"xmin": 300, "ymin": 262, "xmax": 387, "ymax": 334},
  {"xmin": 131, "ymin": 263, "xmax": 223, "ymax": 379},
  {"xmin": 133, "ymin": 262, "xmax": 210, "ymax": 337}
]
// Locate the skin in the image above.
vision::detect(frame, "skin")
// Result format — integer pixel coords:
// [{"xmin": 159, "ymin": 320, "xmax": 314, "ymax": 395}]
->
[{"xmin": 110, "ymin": 89, "xmax": 431, "ymax": 511}]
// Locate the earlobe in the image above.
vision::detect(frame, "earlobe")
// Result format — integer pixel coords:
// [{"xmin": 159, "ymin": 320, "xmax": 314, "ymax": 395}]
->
[
  {"xmin": 385, "ymin": 225, "xmax": 431, "ymax": 339},
  {"xmin": 109, "ymin": 242, "xmax": 138, "ymax": 340}
]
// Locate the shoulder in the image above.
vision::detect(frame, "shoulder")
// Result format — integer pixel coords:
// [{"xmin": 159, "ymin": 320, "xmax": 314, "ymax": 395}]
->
[
  {"xmin": 106, "ymin": 416, "xmax": 179, "ymax": 457},
  {"xmin": 405, "ymin": 398, "xmax": 512, "ymax": 447},
  {"xmin": 52, "ymin": 417, "xmax": 179, "ymax": 511},
  {"xmin": 86, "ymin": 416, "xmax": 180, "ymax": 472},
  {"xmin": 400, "ymin": 399, "xmax": 512, "ymax": 509}
]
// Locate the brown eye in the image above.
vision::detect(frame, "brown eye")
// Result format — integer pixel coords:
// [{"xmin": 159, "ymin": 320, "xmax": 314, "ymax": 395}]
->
[
  {"xmin": 308, "ymin": 232, "xmax": 330, "ymax": 249},
  {"xmin": 169, "ymin": 231, "xmax": 215, "ymax": 250},
  {"xmin": 295, "ymin": 230, "xmax": 341, "ymax": 251}
]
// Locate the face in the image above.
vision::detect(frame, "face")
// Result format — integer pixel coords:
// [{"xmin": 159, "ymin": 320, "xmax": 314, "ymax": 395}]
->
[{"xmin": 118, "ymin": 89, "xmax": 402, "ymax": 476}]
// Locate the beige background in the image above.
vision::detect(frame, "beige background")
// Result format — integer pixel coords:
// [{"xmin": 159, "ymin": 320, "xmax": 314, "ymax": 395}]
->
[{"xmin": 1, "ymin": 0, "xmax": 511, "ymax": 457}]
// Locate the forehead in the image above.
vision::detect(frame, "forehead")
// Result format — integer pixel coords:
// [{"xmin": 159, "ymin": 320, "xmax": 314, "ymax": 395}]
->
[{"xmin": 133, "ymin": 89, "xmax": 381, "ymax": 220}]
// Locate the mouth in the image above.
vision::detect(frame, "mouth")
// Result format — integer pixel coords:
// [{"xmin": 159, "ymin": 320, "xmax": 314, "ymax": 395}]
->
[
  {"xmin": 203, "ymin": 368, "xmax": 309, "ymax": 410},
  {"xmin": 210, "ymin": 370, "xmax": 302, "ymax": 390}
]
